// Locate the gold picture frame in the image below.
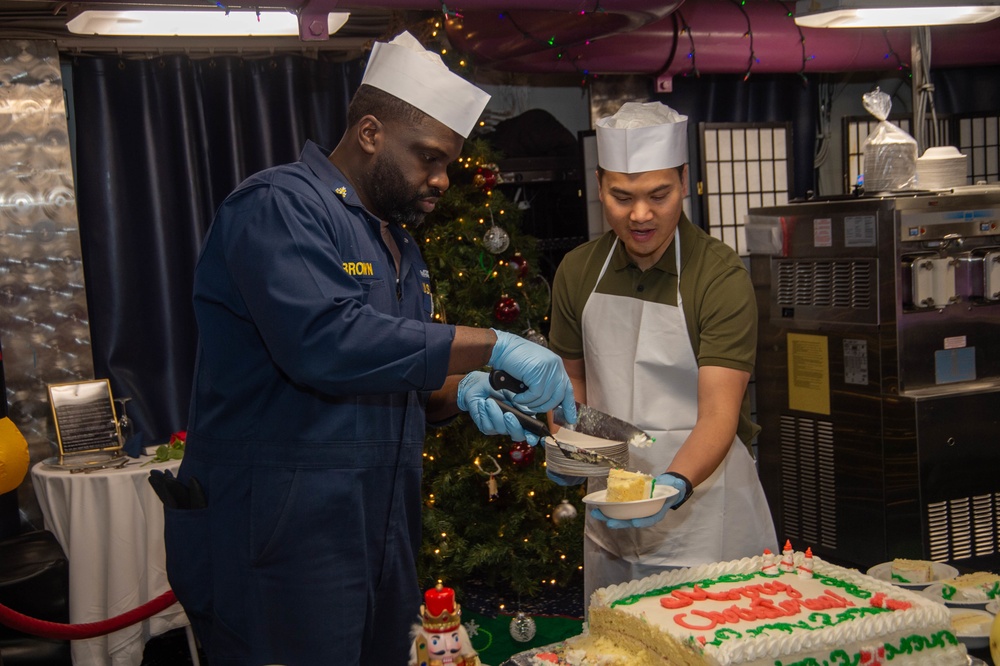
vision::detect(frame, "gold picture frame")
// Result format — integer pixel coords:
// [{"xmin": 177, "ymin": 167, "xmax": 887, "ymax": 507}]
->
[{"xmin": 47, "ymin": 379, "xmax": 122, "ymax": 457}]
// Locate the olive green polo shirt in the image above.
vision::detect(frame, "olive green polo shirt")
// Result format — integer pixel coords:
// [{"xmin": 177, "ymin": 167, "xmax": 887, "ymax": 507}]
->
[{"xmin": 549, "ymin": 214, "xmax": 760, "ymax": 446}]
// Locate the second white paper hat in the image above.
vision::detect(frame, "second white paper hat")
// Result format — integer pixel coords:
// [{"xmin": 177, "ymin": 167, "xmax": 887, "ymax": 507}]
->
[
  {"xmin": 361, "ymin": 31, "xmax": 491, "ymax": 139},
  {"xmin": 596, "ymin": 102, "xmax": 688, "ymax": 173}
]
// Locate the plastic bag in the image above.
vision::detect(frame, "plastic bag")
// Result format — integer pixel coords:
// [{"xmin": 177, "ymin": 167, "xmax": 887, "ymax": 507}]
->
[{"xmin": 862, "ymin": 88, "xmax": 917, "ymax": 192}]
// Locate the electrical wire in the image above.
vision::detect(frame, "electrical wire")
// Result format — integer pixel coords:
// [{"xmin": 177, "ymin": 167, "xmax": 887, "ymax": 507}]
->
[{"xmin": 913, "ymin": 26, "xmax": 939, "ymax": 151}]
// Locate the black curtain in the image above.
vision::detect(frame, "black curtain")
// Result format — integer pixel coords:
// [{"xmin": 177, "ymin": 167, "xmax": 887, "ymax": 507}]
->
[
  {"xmin": 930, "ymin": 66, "xmax": 1000, "ymax": 116},
  {"xmin": 656, "ymin": 72, "xmax": 819, "ymax": 222},
  {"xmin": 71, "ymin": 53, "xmax": 364, "ymax": 443}
]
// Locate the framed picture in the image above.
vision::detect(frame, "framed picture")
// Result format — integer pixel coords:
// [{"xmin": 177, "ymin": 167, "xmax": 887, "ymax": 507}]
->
[{"xmin": 47, "ymin": 379, "xmax": 122, "ymax": 457}]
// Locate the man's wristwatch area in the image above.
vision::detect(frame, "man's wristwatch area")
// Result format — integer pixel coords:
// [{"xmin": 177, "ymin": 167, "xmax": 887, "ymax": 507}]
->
[{"xmin": 665, "ymin": 471, "xmax": 693, "ymax": 509}]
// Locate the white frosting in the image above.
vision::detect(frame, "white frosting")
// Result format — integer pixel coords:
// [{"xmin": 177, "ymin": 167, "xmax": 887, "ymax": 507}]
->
[{"xmin": 591, "ymin": 552, "xmax": 968, "ymax": 666}]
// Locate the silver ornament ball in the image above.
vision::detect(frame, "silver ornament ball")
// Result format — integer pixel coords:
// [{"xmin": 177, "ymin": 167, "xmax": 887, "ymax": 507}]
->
[
  {"xmin": 552, "ymin": 499, "xmax": 578, "ymax": 525},
  {"xmin": 509, "ymin": 612, "xmax": 537, "ymax": 642},
  {"xmin": 523, "ymin": 328, "xmax": 548, "ymax": 348},
  {"xmin": 482, "ymin": 225, "xmax": 510, "ymax": 254}
]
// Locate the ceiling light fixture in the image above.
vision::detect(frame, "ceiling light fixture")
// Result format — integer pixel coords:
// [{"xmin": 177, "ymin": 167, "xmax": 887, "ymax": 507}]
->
[
  {"xmin": 66, "ymin": 8, "xmax": 350, "ymax": 39},
  {"xmin": 794, "ymin": 0, "xmax": 1000, "ymax": 27}
]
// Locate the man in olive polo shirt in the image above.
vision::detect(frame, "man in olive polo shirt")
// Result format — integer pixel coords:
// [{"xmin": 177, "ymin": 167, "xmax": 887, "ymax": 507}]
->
[{"xmin": 548, "ymin": 101, "xmax": 777, "ymax": 607}]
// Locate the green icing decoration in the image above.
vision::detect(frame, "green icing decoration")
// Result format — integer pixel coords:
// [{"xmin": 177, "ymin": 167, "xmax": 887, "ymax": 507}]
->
[
  {"xmin": 612, "ymin": 571, "xmax": 759, "ymax": 607},
  {"xmin": 941, "ymin": 584, "xmax": 957, "ymax": 600},
  {"xmin": 776, "ymin": 631, "xmax": 958, "ymax": 666},
  {"xmin": 812, "ymin": 572, "xmax": 872, "ymax": 600}
]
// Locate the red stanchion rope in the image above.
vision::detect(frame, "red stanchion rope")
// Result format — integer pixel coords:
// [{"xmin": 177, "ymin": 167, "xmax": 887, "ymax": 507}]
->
[{"xmin": 0, "ymin": 589, "xmax": 178, "ymax": 640}]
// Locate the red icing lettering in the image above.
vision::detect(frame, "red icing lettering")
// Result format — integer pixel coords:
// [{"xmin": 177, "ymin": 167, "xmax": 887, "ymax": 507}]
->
[
  {"xmin": 660, "ymin": 585, "xmax": 709, "ymax": 609},
  {"xmin": 670, "ymin": 586, "xmax": 855, "ymax": 631},
  {"xmin": 802, "ymin": 590, "xmax": 852, "ymax": 611},
  {"xmin": 869, "ymin": 593, "xmax": 910, "ymax": 611},
  {"xmin": 660, "ymin": 581, "xmax": 806, "ymax": 610},
  {"xmin": 675, "ymin": 611, "xmax": 722, "ymax": 631}
]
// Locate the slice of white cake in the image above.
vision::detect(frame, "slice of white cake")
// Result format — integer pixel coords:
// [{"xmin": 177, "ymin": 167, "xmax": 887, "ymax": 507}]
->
[
  {"xmin": 940, "ymin": 571, "xmax": 1000, "ymax": 601},
  {"xmin": 890, "ymin": 558, "xmax": 935, "ymax": 584},
  {"xmin": 605, "ymin": 469, "xmax": 653, "ymax": 502}
]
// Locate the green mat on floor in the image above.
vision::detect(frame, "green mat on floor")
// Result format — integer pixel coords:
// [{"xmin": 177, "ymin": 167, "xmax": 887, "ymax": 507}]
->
[{"xmin": 462, "ymin": 610, "xmax": 583, "ymax": 664}]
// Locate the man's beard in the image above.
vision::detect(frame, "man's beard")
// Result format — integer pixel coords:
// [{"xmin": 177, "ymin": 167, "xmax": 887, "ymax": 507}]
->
[{"xmin": 367, "ymin": 153, "xmax": 441, "ymax": 227}]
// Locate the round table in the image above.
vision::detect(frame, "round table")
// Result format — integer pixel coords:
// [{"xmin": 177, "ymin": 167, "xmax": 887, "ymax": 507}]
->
[{"xmin": 31, "ymin": 454, "xmax": 196, "ymax": 666}]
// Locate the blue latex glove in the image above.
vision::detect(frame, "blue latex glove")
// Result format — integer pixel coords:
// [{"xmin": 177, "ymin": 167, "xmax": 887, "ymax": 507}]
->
[
  {"xmin": 456, "ymin": 371, "xmax": 539, "ymax": 445},
  {"xmin": 489, "ymin": 329, "xmax": 577, "ymax": 422},
  {"xmin": 546, "ymin": 469, "xmax": 586, "ymax": 487},
  {"xmin": 590, "ymin": 472, "xmax": 691, "ymax": 529}
]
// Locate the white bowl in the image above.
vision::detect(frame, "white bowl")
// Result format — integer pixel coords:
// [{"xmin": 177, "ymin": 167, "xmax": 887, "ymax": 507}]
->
[
  {"xmin": 949, "ymin": 608, "xmax": 994, "ymax": 650},
  {"xmin": 920, "ymin": 146, "xmax": 965, "ymax": 160},
  {"xmin": 582, "ymin": 485, "xmax": 678, "ymax": 520}
]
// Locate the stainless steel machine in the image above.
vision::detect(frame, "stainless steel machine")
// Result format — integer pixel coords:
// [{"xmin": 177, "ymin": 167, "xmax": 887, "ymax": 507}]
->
[{"xmin": 747, "ymin": 186, "xmax": 1000, "ymax": 571}]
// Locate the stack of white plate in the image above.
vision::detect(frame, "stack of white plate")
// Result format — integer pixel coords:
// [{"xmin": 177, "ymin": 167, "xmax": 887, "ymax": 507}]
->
[
  {"xmin": 544, "ymin": 430, "xmax": 628, "ymax": 477},
  {"xmin": 917, "ymin": 146, "xmax": 968, "ymax": 190}
]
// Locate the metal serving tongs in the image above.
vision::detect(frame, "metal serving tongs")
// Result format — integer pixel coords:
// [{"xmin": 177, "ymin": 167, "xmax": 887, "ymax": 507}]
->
[
  {"xmin": 491, "ymin": 400, "xmax": 621, "ymax": 466},
  {"xmin": 488, "ymin": 369, "xmax": 623, "ymax": 467},
  {"xmin": 488, "ymin": 369, "xmax": 653, "ymax": 447}
]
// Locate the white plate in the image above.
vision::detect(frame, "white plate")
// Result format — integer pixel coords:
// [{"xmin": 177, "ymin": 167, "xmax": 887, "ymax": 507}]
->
[
  {"xmin": 544, "ymin": 433, "xmax": 628, "ymax": 478},
  {"xmin": 986, "ymin": 599, "xmax": 999, "ymax": 615},
  {"xmin": 949, "ymin": 608, "xmax": 994, "ymax": 650},
  {"xmin": 921, "ymin": 582, "xmax": 992, "ymax": 608},
  {"xmin": 582, "ymin": 486, "xmax": 678, "ymax": 520},
  {"xmin": 866, "ymin": 561, "xmax": 959, "ymax": 589}
]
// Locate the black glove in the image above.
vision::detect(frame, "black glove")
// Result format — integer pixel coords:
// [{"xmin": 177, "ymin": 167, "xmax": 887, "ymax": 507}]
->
[{"xmin": 148, "ymin": 469, "xmax": 206, "ymax": 510}]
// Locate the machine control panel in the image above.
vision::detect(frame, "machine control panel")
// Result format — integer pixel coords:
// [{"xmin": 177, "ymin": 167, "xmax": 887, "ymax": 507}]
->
[{"xmin": 899, "ymin": 208, "xmax": 1000, "ymax": 242}]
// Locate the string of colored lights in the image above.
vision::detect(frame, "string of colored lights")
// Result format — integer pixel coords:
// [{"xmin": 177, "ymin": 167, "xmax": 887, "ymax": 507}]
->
[
  {"xmin": 777, "ymin": 0, "xmax": 812, "ymax": 84},
  {"xmin": 881, "ymin": 28, "xmax": 910, "ymax": 76},
  {"xmin": 495, "ymin": 9, "xmax": 600, "ymax": 86},
  {"xmin": 729, "ymin": 0, "xmax": 758, "ymax": 81},
  {"xmin": 676, "ymin": 9, "xmax": 699, "ymax": 78}
]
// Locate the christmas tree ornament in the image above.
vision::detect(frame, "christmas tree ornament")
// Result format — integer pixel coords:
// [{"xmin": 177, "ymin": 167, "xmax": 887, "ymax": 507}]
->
[
  {"xmin": 494, "ymin": 295, "xmax": 520, "ymax": 324},
  {"xmin": 552, "ymin": 498, "xmax": 578, "ymax": 525},
  {"xmin": 474, "ymin": 455, "xmax": 502, "ymax": 501},
  {"xmin": 508, "ymin": 441, "xmax": 534, "ymax": 466},
  {"xmin": 522, "ymin": 328, "xmax": 547, "ymax": 348},
  {"xmin": 482, "ymin": 224, "xmax": 510, "ymax": 254},
  {"xmin": 509, "ymin": 612, "xmax": 537, "ymax": 643},
  {"xmin": 473, "ymin": 164, "xmax": 499, "ymax": 193},
  {"xmin": 507, "ymin": 251, "xmax": 529, "ymax": 279}
]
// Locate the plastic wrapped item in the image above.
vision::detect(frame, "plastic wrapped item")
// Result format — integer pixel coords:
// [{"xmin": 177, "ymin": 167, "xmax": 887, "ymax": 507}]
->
[{"xmin": 862, "ymin": 88, "xmax": 918, "ymax": 192}]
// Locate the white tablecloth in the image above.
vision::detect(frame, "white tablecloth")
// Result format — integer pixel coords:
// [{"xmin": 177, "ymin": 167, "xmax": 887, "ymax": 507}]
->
[{"xmin": 31, "ymin": 456, "xmax": 190, "ymax": 666}]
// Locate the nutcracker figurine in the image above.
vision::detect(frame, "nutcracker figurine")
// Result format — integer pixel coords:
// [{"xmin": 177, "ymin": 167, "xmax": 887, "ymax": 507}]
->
[{"xmin": 409, "ymin": 583, "xmax": 481, "ymax": 666}]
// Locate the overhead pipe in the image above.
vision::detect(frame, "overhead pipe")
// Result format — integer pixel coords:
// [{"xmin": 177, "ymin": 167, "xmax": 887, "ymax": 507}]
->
[
  {"xmin": 296, "ymin": 0, "xmax": 682, "ymax": 40},
  {"xmin": 442, "ymin": 0, "xmax": 1000, "ymax": 82}
]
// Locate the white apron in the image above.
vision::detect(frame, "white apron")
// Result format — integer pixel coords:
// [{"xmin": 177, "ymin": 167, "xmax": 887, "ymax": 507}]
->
[{"xmin": 581, "ymin": 235, "xmax": 777, "ymax": 603}]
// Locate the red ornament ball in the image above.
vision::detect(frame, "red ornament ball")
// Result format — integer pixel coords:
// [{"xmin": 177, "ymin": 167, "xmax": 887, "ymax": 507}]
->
[
  {"xmin": 508, "ymin": 252, "xmax": 529, "ymax": 279},
  {"xmin": 494, "ymin": 296, "xmax": 520, "ymax": 323},
  {"xmin": 508, "ymin": 441, "xmax": 535, "ymax": 466},
  {"xmin": 474, "ymin": 166, "xmax": 498, "ymax": 192}
]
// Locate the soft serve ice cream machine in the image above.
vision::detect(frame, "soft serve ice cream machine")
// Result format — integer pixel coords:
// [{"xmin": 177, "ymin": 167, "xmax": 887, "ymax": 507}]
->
[{"xmin": 747, "ymin": 188, "xmax": 1000, "ymax": 571}]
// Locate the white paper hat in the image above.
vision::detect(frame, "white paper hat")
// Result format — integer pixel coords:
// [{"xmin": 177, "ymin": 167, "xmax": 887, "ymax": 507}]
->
[
  {"xmin": 596, "ymin": 102, "xmax": 688, "ymax": 173},
  {"xmin": 361, "ymin": 31, "xmax": 491, "ymax": 138}
]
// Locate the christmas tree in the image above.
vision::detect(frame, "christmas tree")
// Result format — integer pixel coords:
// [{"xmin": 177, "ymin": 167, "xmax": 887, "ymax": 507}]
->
[{"xmin": 414, "ymin": 139, "xmax": 586, "ymax": 599}]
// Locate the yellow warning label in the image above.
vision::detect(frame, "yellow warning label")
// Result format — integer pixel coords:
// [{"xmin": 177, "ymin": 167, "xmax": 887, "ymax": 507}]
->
[{"xmin": 787, "ymin": 333, "xmax": 830, "ymax": 415}]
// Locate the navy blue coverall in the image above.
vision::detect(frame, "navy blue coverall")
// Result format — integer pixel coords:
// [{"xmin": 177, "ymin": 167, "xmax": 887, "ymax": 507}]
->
[{"xmin": 165, "ymin": 141, "xmax": 455, "ymax": 665}]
